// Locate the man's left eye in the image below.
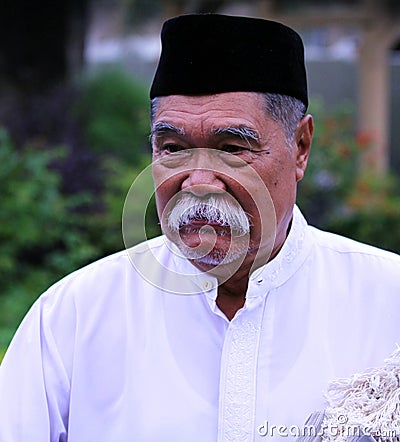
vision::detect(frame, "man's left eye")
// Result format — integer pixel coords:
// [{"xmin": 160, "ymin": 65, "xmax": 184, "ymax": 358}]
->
[{"xmin": 222, "ymin": 145, "xmax": 249, "ymax": 154}]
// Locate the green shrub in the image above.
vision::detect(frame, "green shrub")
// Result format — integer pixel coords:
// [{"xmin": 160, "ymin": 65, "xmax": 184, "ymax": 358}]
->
[
  {"xmin": 0, "ymin": 129, "xmax": 101, "ymax": 347},
  {"xmin": 297, "ymin": 100, "xmax": 362, "ymax": 226},
  {"xmin": 0, "ymin": 129, "xmax": 97, "ymax": 283},
  {"xmin": 84, "ymin": 154, "xmax": 160, "ymax": 256},
  {"xmin": 326, "ymin": 171, "xmax": 400, "ymax": 254},
  {"xmin": 0, "ymin": 346, "xmax": 6, "ymax": 364},
  {"xmin": 75, "ymin": 68, "xmax": 150, "ymax": 163}
]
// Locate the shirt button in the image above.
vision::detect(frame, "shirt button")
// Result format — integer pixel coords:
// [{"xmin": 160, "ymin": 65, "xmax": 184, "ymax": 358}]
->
[
  {"xmin": 256, "ymin": 277, "xmax": 263, "ymax": 284},
  {"xmin": 203, "ymin": 280, "xmax": 213, "ymax": 291}
]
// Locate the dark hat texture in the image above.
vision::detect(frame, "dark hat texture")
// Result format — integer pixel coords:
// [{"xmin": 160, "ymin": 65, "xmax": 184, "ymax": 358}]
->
[{"xmin": 150, "ymin": 14, "xmax": 308, "ymax": 109}]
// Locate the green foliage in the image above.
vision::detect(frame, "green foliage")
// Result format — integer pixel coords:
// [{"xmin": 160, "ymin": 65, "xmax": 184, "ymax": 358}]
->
[
  {"xmin": 326, "ymin": 171, "xmax": 400, "ymax": 254},
  {"xmin": 298, "ymin": 99, "xmax": 400, "ymax": 254},
  {"xmin": 297, "ymin": 99, "xmax": 361, "ymax": 225},
  {"xmin": 0, "ymin": 129, "xmax": 97, "ymax": 281},
  {"xmin": 0, "ymin": 130, "xmax": 98, "ymax": 349},
  {"xmin": 85, "ymin": 154, "xmax": 160, "ymax": 255},
  {"xmin": 76, "ymin": 68, "xmax": 150, "ymax": 163}
]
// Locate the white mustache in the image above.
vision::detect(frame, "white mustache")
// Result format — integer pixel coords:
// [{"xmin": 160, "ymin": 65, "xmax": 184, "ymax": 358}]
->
[{"xmin": 167, "ymin": 193, "xmax": 250, "ymax": 236}]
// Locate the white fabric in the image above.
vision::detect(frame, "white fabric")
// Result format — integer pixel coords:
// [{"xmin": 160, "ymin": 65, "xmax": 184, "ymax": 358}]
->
[
  {"xmin": 323, "ymin": 346, "xmax": 400, "ymax": 442},
  {"xmin": 1, "ymin": 205, "xmax": 400, "ymax": 442}
]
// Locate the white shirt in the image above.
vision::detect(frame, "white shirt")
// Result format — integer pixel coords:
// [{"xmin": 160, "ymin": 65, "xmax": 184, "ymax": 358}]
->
[{"xmin": 1, "ymin": 206, "xmax": 400, "ymax": 442}]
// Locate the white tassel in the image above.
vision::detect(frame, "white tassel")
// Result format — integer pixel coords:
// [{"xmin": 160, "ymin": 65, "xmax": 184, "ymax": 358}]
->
[{"xmin": 322, "ymin": 346, "xmax": 400, "ymax": 442}]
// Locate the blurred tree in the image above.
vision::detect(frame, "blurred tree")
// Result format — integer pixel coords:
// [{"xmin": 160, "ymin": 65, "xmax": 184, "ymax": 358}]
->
[
  {"xmin": 0, "ymin": 0, "xmax": 88, "ymax": 93},
  {"xmin": 0, "ymin": 0, "xmax": 91, "ymax": 154},
  {"xmin": 0, "ymin": 0, "xmax": 104, "ymax": 198}
]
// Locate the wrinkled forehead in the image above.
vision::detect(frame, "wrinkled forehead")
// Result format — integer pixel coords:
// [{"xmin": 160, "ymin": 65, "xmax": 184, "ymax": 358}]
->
[
  {"xmin": 152, "ymin": 91, "xmax": 264, "ymax": 115},
  {"xmin": 150, "ymin": 92, "xmax": 270, "ymax": 137}
]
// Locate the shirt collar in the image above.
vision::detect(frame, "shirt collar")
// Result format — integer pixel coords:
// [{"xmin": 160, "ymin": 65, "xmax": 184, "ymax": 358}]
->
[{"xmin": 248, "ymin": 204, "xmax": 312, "ymax": 293}]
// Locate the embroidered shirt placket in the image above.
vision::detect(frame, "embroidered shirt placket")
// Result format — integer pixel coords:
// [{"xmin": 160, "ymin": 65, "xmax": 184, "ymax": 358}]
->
[{"xmin": 218, "ymin": 304, "xmax": 264, "ymax": 442}]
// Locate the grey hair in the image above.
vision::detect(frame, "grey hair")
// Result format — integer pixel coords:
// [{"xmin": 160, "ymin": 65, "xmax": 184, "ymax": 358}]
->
[
  {"xmin": 150, "ymin": 93, "xmax": 305, "ymax": 145},
  {"xmin": 263, "ymin": 93, "xmax": 306, "ymax": 144}
]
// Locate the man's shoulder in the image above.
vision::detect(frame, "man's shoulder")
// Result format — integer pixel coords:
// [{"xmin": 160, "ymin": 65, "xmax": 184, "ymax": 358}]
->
[
  {"xmin": 77, "ymin": 236, "xmax": 166, "ymax": 270},
  {"xmin": 44, "ymin": 236, "xmax": 168, "ymax": 299},
  {"xmin": 308, "ymin": 224, "xmax": 400, "ymax": 267}
]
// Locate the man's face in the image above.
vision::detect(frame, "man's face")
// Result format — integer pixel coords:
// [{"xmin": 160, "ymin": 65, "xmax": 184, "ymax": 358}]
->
[{"xmin": 151, "ymin": 92, "xmax": 311, "ymax": 273}]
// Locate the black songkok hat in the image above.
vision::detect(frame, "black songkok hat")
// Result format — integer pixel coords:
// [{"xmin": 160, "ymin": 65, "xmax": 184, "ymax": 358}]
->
[{"xmin": 150, "ymin": 14, "xmax": 308, "ymax": 109}]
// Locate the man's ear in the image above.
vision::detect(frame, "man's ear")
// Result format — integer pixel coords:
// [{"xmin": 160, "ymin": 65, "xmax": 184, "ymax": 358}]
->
[{"xmin": 294, "ymin": 114, "xmax": 313, "ymax": 182}]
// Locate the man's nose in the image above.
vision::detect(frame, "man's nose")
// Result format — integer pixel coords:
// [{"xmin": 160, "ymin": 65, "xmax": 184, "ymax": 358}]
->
[
  {"xmin": 181, "ymin": 168, "xmax": 226, "ymax": 195},
  {"xmin": 179, "ymin": 149, "xmax": 226, "ymax": 194}
]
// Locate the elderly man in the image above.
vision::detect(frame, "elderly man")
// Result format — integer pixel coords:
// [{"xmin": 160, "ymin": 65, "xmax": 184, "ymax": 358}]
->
[{"xmin": 1, "ymin": 13, "xmax": 400, "ymax": 442}]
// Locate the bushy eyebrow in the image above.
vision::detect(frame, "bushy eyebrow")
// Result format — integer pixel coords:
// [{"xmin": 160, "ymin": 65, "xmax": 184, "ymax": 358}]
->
[
  {"xmin": 150, "ymin": 122, "xmax": 260, "ymax": 146},
  {"xmin": 150, "ymin": 122, "xmax": 185, "ymax": 142},
  {"xmin": 213, "ymin": 126, "xmax": 260, "ymax": 144}
]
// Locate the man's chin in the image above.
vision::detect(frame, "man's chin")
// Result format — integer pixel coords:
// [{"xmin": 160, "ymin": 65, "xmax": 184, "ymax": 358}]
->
[
  {"xmin": 179, "ymin": 241, "xmax": 249, "ymax": 268},
  {"xmin": 163, "ymin": 226, "xmax": 252, "ymax": 276},
  {"xmin": 190, "ymin": 250, "xmax": 240, "ymax": 266}
]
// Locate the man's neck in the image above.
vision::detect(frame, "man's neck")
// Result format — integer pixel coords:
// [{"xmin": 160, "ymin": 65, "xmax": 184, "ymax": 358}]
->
[{"xmin": 216, "ymin": 276, "xmax": 248, "ymax": 321}]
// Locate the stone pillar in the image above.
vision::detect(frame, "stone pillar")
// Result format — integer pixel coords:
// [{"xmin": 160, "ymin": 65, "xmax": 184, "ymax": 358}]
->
[{"xmin": 358, "ymin": 21, "xmax": 400, "ymax": 174}]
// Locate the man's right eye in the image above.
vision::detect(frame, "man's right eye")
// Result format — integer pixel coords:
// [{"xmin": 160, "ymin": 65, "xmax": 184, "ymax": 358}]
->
[{"xmin": 162, "ymin": 144, "xmax": 185, "ymax": 153}]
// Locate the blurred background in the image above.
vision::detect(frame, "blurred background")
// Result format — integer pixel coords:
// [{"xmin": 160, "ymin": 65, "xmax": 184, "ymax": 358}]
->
[{"xmin": 1, "ymin": 0, "xmax": 400, "ymax": 358}]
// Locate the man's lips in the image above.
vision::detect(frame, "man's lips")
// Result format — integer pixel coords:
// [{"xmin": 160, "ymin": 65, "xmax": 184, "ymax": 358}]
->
[
  {"xmin": 182, "ymin": 219, "xmax": 225, "ymax": 227},
  {"xmin": 178, "ymin": 218, "xmax": 231, "ymax": 234}
]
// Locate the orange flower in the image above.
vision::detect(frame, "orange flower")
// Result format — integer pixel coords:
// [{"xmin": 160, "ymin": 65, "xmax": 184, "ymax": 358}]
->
[{"xmin": 356, "ymin": 131, "xmax": 374, "ymax": 151}]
